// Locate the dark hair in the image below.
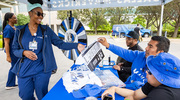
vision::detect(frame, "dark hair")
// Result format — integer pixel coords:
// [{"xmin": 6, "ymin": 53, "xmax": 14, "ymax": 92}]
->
[
  {"xmin": 2, "ymin": 12, "xmax": 14, "ymax": 31},
  {"xmin": 28, "ymin": 0, "xmax": 43, "ymax": 5},
  {"xmin": 2, "ymin": 12, "xmax": 14, "ymax": 48},
  {"xmin": 151, "ymin": 36, "xmax": 170, "ymax": 53},
  {"xmin": 137, "ymin": 24, "xmax": 140, "ymax": 26}
]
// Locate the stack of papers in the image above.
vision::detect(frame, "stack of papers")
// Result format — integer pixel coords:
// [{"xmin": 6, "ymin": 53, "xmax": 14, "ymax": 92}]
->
[
  {"xmin": 94, "ymin": 70, "xmax": 126, "ymax": 89},
  {"xmin": 62, "ymin": 68, "xmax": 102, "ymax": 93}
]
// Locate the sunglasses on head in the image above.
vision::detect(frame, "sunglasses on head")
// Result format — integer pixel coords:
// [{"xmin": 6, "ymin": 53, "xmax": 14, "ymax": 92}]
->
[{"xmin": 32, "ymin": 10, "xmax": 46, "ymax": 17}]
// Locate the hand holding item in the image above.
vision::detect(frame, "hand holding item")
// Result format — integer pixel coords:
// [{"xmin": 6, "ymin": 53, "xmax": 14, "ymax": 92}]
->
[
  {"xmin": 98, "ymin": 37, "xmax": 110, "ymax": 48},
  {"xmin": 101, "ymin": 86, "xmax": 115, "ymax": 100},
  {"xmin": 23, "ymin": 50, "xmax": 38, "ymax": 61},
  {"xmin": 6, "ymin": 56, "xmax": 12, "ymax": 63},
  {"xmin": 78, "ymin": 43, "xmax": 86, "ymax": 52}
]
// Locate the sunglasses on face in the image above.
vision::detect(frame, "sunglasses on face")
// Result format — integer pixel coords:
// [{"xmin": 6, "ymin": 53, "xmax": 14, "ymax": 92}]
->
[
  {"xmin": 145, "ymin": 64, "xmax": 152, "ymax": 75},
  {"xmin": 32, "ymin": 11, "xmax": 46, "ymax": 17},
  {"xmin": 146, "ymin": 67, "xmax": 152, "ymax": 75}
]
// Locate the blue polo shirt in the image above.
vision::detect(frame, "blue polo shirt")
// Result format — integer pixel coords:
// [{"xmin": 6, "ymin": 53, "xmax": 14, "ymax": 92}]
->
[
  {"xmin": 108, "ymin": 44, "xmax": 147, "ymax": 90},
  {"xmin": 18, "ymin": 25, "xmax": 44, "ymax": 77}
]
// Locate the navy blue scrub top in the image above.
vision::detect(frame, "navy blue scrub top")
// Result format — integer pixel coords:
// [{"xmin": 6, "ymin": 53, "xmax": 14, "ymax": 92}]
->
[
  {"xmin": 3, "ymin": 24, "xmax": 18, "ymax": 61},
  {"xmin": 19, "ymin": 25, "xmax": 44, "ymax": 77}
]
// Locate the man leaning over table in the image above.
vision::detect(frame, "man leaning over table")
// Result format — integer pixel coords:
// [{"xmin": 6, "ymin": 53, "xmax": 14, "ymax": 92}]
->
[{"xmin": 98, "ymin": 36, "xmax": 170, "ymax": 90}]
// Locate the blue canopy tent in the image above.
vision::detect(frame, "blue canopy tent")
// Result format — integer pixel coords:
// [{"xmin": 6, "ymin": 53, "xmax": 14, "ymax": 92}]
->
[{"xmin": 15, "ymin": 0, "xmax": 172, "ymax": 36}]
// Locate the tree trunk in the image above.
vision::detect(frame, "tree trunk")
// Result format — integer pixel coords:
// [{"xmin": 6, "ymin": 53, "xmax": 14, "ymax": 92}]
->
[
  {"xmin": 95, "ymin": 28, "xmax": 97, "ymax": 35},
  {"xmin": 156, "ymin": 26, "xmax": 160, "ymax": 36},
  {"xmin": 95, "ymin": 13, "xmax": 97, "ymax": 35},
  {"xmin": 146, "ymin": 21, "xmax": 149, "ymax": 29},
  {"xmin": 173, "ymin": 17, "xmax": 180, "ymax": 38},
  {"xmin": 172, "ymin": 24, "xmax": 180, "ymax": 38}
]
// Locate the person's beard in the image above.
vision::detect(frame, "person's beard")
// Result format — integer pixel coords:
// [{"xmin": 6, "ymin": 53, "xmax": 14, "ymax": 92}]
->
[{"xmin": 127, "ymin": 42, "xmax": 133, "ymax": 47}]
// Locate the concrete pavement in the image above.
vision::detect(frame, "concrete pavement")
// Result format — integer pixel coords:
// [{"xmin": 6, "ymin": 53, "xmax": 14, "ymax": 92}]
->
[{"xmin": 0, "ymin": 35, "xmax": 180, "ymax": 100}]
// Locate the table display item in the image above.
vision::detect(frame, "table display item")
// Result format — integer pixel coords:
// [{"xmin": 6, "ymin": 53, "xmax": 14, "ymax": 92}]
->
[{"xmin": 94, "ymin": 70, "xmax": 125, "ymax": 89}]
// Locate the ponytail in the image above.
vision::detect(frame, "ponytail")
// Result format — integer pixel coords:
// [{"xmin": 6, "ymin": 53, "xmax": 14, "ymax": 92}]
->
[{"xmin": 2, "ymin": 12, "xmax": 14, "ymax": 48}]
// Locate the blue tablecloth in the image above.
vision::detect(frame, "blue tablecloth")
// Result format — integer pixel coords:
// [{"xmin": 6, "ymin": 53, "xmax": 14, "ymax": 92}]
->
[{"xmin": 42, "ymin": 62, "xmax": 125, "ymax": 100}]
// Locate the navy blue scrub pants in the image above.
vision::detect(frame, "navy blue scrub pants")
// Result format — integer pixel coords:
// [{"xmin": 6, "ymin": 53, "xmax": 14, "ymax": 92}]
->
[
  {"xmin": 6, "ymin": 60, "xmax": 17, "ymax": 87},
  {"xmin": 18, "ymin": 72, "xmax": 51, "ymax": 100}
]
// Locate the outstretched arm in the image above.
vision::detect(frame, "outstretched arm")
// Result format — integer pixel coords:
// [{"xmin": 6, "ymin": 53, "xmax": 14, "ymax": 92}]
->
[
  {"xmin": 98, "ymin": 37, "xmax": 141, "ymax": 63},
  {"xmin": 101, "ymin": 86, "xmax": 146, "ymax": 100}
]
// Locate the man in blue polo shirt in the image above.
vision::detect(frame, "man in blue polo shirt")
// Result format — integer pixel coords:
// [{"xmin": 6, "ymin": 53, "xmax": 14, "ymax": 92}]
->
[
  {"xmin": 113, "ymin": 31, "xmax": 143, "ymax": 82},
  {"xmin": 98, "ymin": 36, "xmax": 170, "ymax": 90}
]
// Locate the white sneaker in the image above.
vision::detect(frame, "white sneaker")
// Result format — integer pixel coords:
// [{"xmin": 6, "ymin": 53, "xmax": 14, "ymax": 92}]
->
[{"xmin": 5, "ymin": 85, "xmax": 18, "ymax": 90}]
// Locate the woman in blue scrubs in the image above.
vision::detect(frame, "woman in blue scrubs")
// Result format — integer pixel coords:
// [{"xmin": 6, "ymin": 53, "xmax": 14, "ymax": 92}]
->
[
  {"xmin": 12, "ymin": 0, "xmax": 85, "ymax": 100},
  {"xmin": 2, "ymin": 12, "xmax": 18, "ymax": 90}
]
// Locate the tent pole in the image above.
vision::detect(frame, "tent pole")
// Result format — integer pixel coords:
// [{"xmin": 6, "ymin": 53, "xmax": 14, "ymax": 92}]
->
[
  {"xmin": 48, "ymin": 0, "xmax": 51, "ymax": 28},
  {"xmin": 159, "ymin": 0, "xmax": 165, "ymax": 36},
  {"xmin": 49, "ymin": 11, "xmax": 51, "ymax": 28}
]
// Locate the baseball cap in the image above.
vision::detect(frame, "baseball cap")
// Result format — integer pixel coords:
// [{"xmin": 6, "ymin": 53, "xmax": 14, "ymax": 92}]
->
[
  {"xmin": 126, "ymin": 31, "xmax": 139, "ymax": 40},
  {"xmin": 146, "ymin": 53, "xmax": 180, "ymax": 88},
  {"xmin": 72, "ymin": 84, "xmax": 102, "ymax": 98}
]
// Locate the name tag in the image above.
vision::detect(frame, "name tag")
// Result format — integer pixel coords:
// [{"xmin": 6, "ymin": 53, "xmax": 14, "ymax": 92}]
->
[{"xmin": 29, "ymin": 41, "xmax": 38, "ymax": 50}]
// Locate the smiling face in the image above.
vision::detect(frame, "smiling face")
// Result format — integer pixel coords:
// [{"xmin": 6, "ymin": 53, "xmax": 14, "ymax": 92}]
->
[
  {"xmin": 9, "ymin": 15, "xmax": 17, "ymax": 24},
  {"xmin": 29, "ymin": 7, "xmax": 44, "ymax": 25},
  {"xmin": 145, "ymin": 40, "xmax": 163, "ymax": 58}
]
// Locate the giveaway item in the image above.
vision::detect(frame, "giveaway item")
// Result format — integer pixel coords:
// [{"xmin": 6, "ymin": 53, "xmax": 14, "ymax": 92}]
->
[
  {"xmin": 62, "ymin": 65, "xmax": 102, "ymax": 93},
  {"xmin": 72, "ymin": 84, "xmax": 101, "ymax": 98}
]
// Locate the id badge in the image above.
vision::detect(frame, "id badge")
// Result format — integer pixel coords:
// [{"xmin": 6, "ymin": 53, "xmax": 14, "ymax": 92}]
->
[{"xmin": 29, "ymin": 41, "xmax": 38, "ymax": 50}]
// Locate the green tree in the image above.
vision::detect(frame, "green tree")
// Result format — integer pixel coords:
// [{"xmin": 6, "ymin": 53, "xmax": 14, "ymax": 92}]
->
[
  {"xmin": 106, "ymin": 7, "xmax": 133, "ymax": 26},
  {"xmin": 80, "ymin": 8, "xmax": 107, "ymax": 34},
  {"xmin": 136, "ymin": 6, "xmax": 156, "ymax": 29},
  {"xmin": 16, "ymin": 14, "xmax": 30, "ymax": 26},
  {"xmin": 57, "ymin": 10, "xmax": 80, "ymax": 21},
  {"xmin": 136, "ymin": 6, "xmax": 170, "ymax": 36},
  {"xmin": 165, "ymin": 0, "xmax": 180, "ymax": 38},
  {"xmin": 99, "ymin": 20, "xmax": 112, "ymax": 31},
  {"xmin": 132, "ymin": 15, "xmax": 146, "ymax": 27}
]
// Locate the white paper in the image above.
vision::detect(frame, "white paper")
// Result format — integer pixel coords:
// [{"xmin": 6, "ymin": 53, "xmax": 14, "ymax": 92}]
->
[
  {"xmin": 75, "ymin": 41, "xmax": 104, "ymax": 71},
  {"xmin": 62, "ymin": 65, "xmax": 103, "ymax": 93}
]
